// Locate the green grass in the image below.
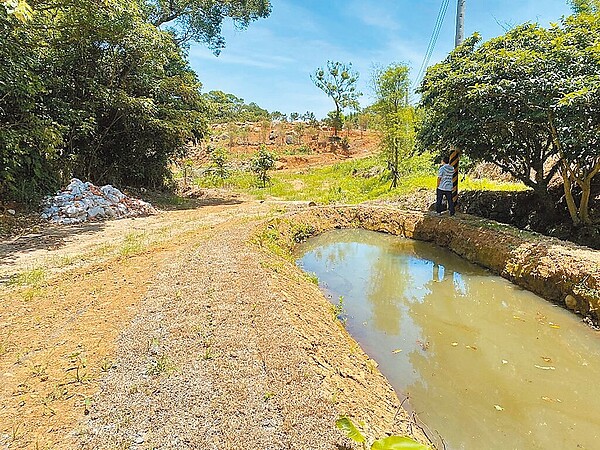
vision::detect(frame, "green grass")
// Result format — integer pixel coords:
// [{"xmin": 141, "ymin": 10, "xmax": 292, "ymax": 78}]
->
[
  {"xmin": 192, "ymin": 155, "xmax": 527, "ymax": 204},
  {"xmin": 119, "ymin": 232, "xmax": 147, "ymax": 257},
  {"xmin": 9, "ymin": 268, "xmax": 46, "ymax": 287}
]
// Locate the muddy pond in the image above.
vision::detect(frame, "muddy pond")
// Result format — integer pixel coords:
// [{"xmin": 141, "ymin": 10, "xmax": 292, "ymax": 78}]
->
[{"xmin": 295, "ymin": 229, "xmax": 600, "ymax": 450}]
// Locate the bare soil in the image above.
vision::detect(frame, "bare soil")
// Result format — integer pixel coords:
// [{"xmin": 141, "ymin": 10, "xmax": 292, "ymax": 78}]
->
[{"xmin": 0, "ymin": 195, "xmax": 431, "ymax": 450}]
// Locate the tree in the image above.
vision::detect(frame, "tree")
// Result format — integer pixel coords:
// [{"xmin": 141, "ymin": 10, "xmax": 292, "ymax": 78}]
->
[
  {"xmin": 548, "ymin": 13, "xmax": 600, "ymax": 225},
  {"xmin": 570, "ymin": 0, "xmax": 600, "ymax": 14},
  {"xmin": 206, "ymin": 147, "xmax": 230, "ymax": 184},
  {"xmin": 371, "ymin": 63, "xmax": 415, "ymax": 188},
  {"xmin": 144, "ymin": 0, "xmax": 271, "ymax": 52},
  {"xmin": 418, "ymin": 28, "xmax": 561, "ymax": 213},
  {"xmin": 270, "ymin": 111, "xmax": 286, "ymax": 122},
  {"xmin": 203, "ymin": 91, "xmax": 269, "ymax": 122},
  {"xmin": 251, "ymin": 145, "xmax": 275, "ymax": 187},
  {"xmin": 311, "ymin": 61, "xmax": 361, "ymax": 136},
  {"xmin": 0, "ymin": 0, "xmax": 210, "ymax": 201},
  {"xmin": 302, "ymin": 111, "xmax": 318, "ymax": 127},
  {"xmin": 418, "ymin": 16, "xmax": 600, "ymax": 226}
]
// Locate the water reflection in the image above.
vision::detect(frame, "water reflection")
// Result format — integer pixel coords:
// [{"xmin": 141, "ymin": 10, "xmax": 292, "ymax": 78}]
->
[{"xmin": 296, "ymin": 229, "xmax": 600, "ymax": 450}]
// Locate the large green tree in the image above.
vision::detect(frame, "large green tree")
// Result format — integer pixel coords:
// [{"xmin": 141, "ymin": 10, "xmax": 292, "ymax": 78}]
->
[
  {"xmin": 419, "ymin": 15, "xmax": 600, "ymax": 225},
  {"xmin": 311, "ymin": 61, "xmax": 361, "ymax": 137},
  {"xmin": 548, "ymin": 12, "xmax": 600, "ymax": 225},
  {"xmin": 418, "ymin": 27, "xmax": 561, "ymax": 211},
  {"xmin": 1, "ymin": 0, "xmax": 269, "ymax": 202}
]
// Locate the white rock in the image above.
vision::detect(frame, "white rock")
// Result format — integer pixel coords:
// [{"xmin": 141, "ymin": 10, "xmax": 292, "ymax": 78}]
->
[{"xmin": 87, "ymin": 206, "xmax": 106, "ymax": 218}]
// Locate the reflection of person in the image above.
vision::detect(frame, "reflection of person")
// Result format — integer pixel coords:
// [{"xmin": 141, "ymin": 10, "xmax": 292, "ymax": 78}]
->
[{"xmin": 436, "ymin": 155, "xmax": 455, "ymax": 216}]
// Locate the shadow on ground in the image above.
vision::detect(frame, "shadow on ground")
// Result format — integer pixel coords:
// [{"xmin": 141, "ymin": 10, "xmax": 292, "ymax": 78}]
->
[{"xmin": 0, "ymin": 221, "xmax": 107, "ymax": 266}]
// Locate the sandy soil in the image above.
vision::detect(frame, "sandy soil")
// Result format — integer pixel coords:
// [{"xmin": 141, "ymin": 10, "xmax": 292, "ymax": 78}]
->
[{"xmin": 0, "ymin": 197, "xmax": 432, "ymax": 450}]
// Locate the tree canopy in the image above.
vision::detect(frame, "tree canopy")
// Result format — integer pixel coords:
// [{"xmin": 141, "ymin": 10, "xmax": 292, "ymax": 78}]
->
[
  {"xmin": 311, "ymin": 61, "xmax": 361, "ymax": 136},
  {"xmin": 0, "ymin": 0, "xmax": 270, "ymax": 203},
  {"xmin": 144, "ymin": 0, "xmax": 271, "ymax": 51},
  {"xmin": 418, "ymin": 13, "xmax": 600, "ymax": 225},
  {"xmin": 371, "ymin": 63, "xmax": 416, "ymax": 188},
  {"xmin": 203, "ymin": 91, "xmax": 270, "ymax": 123}
]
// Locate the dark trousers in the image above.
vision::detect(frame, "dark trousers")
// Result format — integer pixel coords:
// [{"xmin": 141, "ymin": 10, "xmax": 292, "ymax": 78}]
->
[{"xmin": 436, "ymin": 188, "xmax": 455, "ymax": 216}]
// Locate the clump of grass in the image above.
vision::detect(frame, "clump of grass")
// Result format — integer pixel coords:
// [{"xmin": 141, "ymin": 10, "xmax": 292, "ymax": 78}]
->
[
  {"xmin": 147, "ymin": 355, "xmax": 174, "ymax": 376},
  {"xmin": 9, "ymin": 268, "xmax": 46, "ymax": 287},
  {"xmin": 119, "ymin": 232, "xmax": 147, "ymax": 257},
  {"xmin": 304, "ymin": 272, "xmax": 319, "ymax": 285}
]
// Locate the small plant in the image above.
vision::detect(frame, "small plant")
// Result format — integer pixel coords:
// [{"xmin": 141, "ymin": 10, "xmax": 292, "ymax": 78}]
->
[
  {"xmin": 332, "ymin": 296, "xmax": 346, "ymax": 323},
  {"xmin": 100, "ymin": 358, "xmax": 114, "ymax": 372},
  {"xmin": 201, "ymin": 346, "xmax": 215, "ymax": 360},
  {"xmin": 336, "ymin": 416, "xmax": 431, "ymax": 450},
  {"xmin": 206, "ymin": 147, "xmax": 230, "ymax": 184},
  {"xmin": 11, "ymin": 423, "xmax": 23, "ymax": 442},
  {"xmin": 147, "ymin": 354, "xmax": 173, "ymax": 376},
  {"xmin": 69, "ymin": 355, "xmax": 89, "ymax": 384},
  {"xmin": 251, "ymin": 145, "xmax": 276, "ymax": 187},
  {"xmin": 31, "ymin": 363, "xmax": 48, "ymax": 379},
  {"xmin": 305, "ymin": 272, "xmax": 319, "ymax": 285}
]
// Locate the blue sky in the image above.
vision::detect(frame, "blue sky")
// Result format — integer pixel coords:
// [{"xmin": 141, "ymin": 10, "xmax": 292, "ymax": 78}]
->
[{"xmin": 188, "ymin": 0, "xmax": 573, "ymax": 118}]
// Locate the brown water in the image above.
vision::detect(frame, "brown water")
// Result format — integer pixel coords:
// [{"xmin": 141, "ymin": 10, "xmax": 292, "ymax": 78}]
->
[{"xmin": 295, "ymin": 229, "xmax": 600, "ymax": 450}]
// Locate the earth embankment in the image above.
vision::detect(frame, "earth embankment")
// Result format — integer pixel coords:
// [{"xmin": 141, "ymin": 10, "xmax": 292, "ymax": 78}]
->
[{"xmin": 267, "ymin": 205, "xmax": 600, "ymax": 324}]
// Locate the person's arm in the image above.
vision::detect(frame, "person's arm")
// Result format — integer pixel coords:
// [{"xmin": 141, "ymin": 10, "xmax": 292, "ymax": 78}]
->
[{"xmin": 437, "ymin": 166, "xmax": 442, "ymax": 188}]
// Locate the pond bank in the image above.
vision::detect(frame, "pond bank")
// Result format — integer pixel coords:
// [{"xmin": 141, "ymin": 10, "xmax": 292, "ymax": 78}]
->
[{"xmin": 264, "ymin": 205, "xmax": 600, "ymax": 325}]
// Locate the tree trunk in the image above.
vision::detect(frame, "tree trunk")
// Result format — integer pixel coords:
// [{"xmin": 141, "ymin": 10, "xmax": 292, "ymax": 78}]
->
[
  {"xmin": 561, "ymin": 164, "xmax": 581, "ymax": 226},
  {"xmin": 579, "ymin": 177, "xmax": 593, "ymax": 225}
]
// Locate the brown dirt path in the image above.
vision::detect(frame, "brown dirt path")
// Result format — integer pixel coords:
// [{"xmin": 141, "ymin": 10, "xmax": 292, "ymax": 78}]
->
[
  {"xmin": 0, "ymin": 200, "xmax": 271, "ymax": 449},
  {"xmin": 0, "ymin": 199, "xmax": 431, "ymax": 449}
]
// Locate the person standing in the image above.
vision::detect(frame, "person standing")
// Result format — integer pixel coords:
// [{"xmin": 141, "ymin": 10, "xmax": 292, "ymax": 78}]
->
[{"xmin": 436, "ymin": 155, "xmax": 455, "ymax": 216}]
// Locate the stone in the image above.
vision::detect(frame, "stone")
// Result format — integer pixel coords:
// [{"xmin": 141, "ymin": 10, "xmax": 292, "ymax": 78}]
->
[{"xmin": 565, "ymin": 294, "xmax": 578, "ymax": 311}]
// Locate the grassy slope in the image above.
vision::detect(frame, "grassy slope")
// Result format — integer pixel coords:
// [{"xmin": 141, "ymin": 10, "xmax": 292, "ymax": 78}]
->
[{"xmin": 192, "ymin": 155, "xmax": 527, "ymax": 204}]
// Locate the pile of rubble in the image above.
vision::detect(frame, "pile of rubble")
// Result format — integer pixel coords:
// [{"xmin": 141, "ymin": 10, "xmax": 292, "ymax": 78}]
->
[{"xmin": 41, "ymin": 179, "xmax": 156, "ymax": 225}]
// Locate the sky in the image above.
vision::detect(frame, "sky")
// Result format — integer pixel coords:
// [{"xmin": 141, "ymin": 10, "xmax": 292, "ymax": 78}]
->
[{"xmin": 188, "ymin": 0, "xmax": 573, "ymax": 119}]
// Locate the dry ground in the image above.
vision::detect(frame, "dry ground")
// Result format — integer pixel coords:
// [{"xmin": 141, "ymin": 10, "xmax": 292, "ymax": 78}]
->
[{"xmin": 0, "ymin": 194, "xmax": 431, "ymax": 450}]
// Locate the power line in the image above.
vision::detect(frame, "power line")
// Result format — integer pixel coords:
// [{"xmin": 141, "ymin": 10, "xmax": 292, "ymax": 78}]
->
[{"xmin": 413, "ymin": 0, "xmax": 451, "ymax": 90}]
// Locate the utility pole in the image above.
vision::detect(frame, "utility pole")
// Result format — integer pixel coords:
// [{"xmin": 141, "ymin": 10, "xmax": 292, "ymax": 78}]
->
[
  {"xmin": 451, "ymin": 0, "xmax": 465, "ymax": 207},
  {"xmin": 455, "ymin": 0, "xmax": 466, "ymax": 47}
]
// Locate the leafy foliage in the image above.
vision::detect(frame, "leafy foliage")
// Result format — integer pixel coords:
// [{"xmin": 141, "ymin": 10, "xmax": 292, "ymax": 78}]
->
[
  {"xmin": 1, "ymin": 0, "xmax": 268, "ymax": 203},
  {"xmin": 371, "ymin": 63, "xmax": 417, "ymax": 188},
  {"xmin": 418, "ymin": 13, "xmax": 600, "ymax": 225},
  {"xmin": 144, "ymin": 0, "xmax": 271, "ymax": 52},
  {"xmin": 251, "ymin": 145, "xmax": 275, "ymax": 187},
  {"xmin": 311, "ymin": 61, "xmax": 361, "ymax": 136},
  {"xmin": 206, "ymin": 148, "xmax": 230, "ymax": 183},
  {"xmin": 336, "ymin": 416, "xmax": 430, "ymax": 450},
  {"xmin": 203, "ymin": 90, "xmax": 270, "ymax": 123}
]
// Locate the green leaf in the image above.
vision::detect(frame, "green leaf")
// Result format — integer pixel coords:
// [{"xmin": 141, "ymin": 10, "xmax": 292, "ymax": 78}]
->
[
  {"xmin": 335, "ymin": 416, "xmax": 366, "ymax": 443},
  {"xmin": 371, "ymin": 436, "xmax": 430, "ymax": 450}
]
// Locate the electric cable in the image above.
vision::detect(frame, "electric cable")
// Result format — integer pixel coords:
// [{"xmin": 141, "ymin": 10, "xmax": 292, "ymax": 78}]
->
[{"xmin": 413, "ymin": 0, "xmax": 451, "ymax": 89}]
